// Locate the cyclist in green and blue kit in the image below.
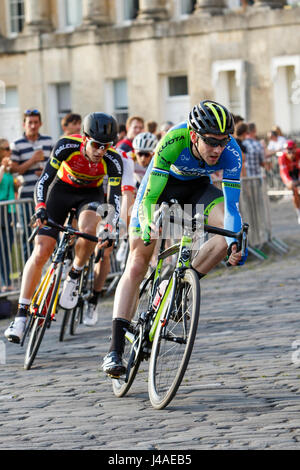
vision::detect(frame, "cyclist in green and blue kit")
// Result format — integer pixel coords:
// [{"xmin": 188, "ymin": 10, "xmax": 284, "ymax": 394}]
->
[{"xmin": 102, "ymin": 100, "xmax": 248, "ymax": 377}]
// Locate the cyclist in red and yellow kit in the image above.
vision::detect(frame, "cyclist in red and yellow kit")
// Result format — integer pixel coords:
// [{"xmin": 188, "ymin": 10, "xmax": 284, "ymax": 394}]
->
[{"xmin": 5, "ymin": 113, "xmax": 123, "ymax": 343}]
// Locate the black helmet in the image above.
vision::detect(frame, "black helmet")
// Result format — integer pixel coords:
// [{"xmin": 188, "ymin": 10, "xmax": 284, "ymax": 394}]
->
[
  {"xmin": 188, "ymin": 100, "xmax": 234, "ymax": 136},
  {"xmin": 83, "ymin": 112, "xmax": 118, "ymax": 143}
]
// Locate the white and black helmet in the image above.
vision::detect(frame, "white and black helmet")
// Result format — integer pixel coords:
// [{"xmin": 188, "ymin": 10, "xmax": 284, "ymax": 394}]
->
[{"xmin": 133, "ymin": 132, "xmax": 158, "ymax": 152}]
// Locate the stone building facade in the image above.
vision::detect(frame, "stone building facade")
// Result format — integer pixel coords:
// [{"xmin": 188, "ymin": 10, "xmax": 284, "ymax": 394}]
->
[{"xmin": 0, "ymin": 0, "xmax": 299, "ymax": 141}]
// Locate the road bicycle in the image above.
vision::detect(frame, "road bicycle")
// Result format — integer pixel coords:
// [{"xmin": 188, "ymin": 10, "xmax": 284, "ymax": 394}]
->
[
  {"xmin": 21, "ymin": 209, "xmax": 98, "ymax": 370},
  {"xmin": 111, "ymin": 202, "xmax": 249, "ymax": 409}
]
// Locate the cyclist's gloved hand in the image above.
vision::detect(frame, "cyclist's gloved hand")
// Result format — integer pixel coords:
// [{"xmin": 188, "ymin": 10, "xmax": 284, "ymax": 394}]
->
[
  {"xmin": 98, "ymin": 224, "xmax": 114, "ymax": 248},
  {"xmin": 33, "ymin": 203, "xmax": 48, "ymax": 225},
  {"xmin": 227, "ymin": 241, "xmax": 248, "ymax": 266},
  {"xmin": 142, "ymin": 224, "xmax": 152, "ymax": 246}
]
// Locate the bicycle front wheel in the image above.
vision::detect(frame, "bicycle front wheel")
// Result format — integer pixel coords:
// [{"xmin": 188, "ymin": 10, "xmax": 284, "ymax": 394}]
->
[
  {"xmin": 112, "ymin": 271, "xmax": 154, "ymax": 398},
  {"xmin": 148, "ymin": 268, "xmax": 200, "ymax": 409},
  {"xmin": 24, "ymin": 264, "xmax": 63, "ymax": 370}
]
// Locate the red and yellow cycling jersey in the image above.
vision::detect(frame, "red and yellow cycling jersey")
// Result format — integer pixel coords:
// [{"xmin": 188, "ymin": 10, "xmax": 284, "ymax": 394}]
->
[{"xmin": 35, "ymin": 134, "xmax": 123, "ymax": 205}]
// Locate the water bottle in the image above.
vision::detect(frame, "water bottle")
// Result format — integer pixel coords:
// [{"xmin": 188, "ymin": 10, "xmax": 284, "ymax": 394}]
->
[{"xmin": 152, "ymin": 280, "xmax": 168, "ymax": 310}]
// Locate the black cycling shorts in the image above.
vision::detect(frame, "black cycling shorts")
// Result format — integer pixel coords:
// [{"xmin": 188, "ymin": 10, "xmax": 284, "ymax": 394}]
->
[
  {"xmin": 38, "ymin": 179, "xmax": 105, "ymax": 240},
  {"xmin": 156, "ymin": 175, "xmax": 224, "ymax": 219}
]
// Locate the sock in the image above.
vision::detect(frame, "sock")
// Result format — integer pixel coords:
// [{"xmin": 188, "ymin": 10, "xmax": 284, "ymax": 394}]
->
[
  {"xmin": 69, "ymin": 265, "xmax": 83, "ymax": 279},
  {"xmin": 109, "ymin": 318, "xmax": 130, "ymax": 355},
  {"xmin": 16, "ymin": 303, "xmax": 30, "ymax": 318},
  {"xmin": 89, "ymin": 290, "xmax": 100, "ymax": 305}
]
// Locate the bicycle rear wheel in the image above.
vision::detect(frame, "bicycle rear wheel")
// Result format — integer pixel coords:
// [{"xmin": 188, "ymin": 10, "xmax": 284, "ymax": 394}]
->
[
  {"xmin": 24, "ymin": 264, "xmax": 63, "ymax": 370},
  {"xmin": 70, "ymin": 299, "xmax": 83, "ymax": 335},
  {"xmin": 59, "ymin": 309, "xmax": 71, "ymax": 342},
  {"xmin": 112, "ymin": 271, "xmax": 154, "ymax": 398},
  {"xmin": 148, "ymin": 268, "xmax": 200, "ymax": 409}
]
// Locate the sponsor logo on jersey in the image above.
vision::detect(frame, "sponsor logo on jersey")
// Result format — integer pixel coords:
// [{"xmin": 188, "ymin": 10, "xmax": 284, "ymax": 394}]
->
[
  {"xmin": 50, "ymin": 157, "xmax": 61, "ymax": 170},
  {"xmin": 108, "ymin": 177, "xmax": 121, "ymax": 186},
  {"xmin": 157, "ymin": 136, "xmax": 185, "ymax": 155},
  {"xmin": 55, "ymin": 143, "xmax": 79, "ymax": 156}
]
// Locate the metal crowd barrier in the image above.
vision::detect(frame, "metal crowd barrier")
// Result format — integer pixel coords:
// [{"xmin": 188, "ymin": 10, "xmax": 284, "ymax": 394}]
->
[
  {"xmin": 0, "ymin": 198, "xmax": 34, "ymax": 298},
  {"xmin": 239, "ymin": 176, "xmax": 289, "ymax": 259}
]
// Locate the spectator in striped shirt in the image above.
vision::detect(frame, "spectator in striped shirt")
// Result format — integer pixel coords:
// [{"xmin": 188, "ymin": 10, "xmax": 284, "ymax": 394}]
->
[
  {"xmin": 10, "ymin": 109, "xmax": 53, "ymax": 261},
  {"xmin": 10, "ymin": 109, "xmax": 53, "ymax": 199}
]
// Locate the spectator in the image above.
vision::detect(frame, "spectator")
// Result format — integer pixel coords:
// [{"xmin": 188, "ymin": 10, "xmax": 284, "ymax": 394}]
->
[
  {"xmin": 159, "ymin": 121, "xmax": 174, "ymax": 139},
  {"xmin": 0, "ymin": 139, "xmax": 15, "ymax": 291},
  {"xmin": 267, "ymin": 129, "xmax": 286, "ymax": 157},
  {"xmin": 234, "ymin": 121, "xmax": 248, "ymax": 177},
  {"xmin": 10, "ymin": 109, "xmax": 53, "ymax": 261},
  {"xmin": 145, "ymin": 120, "xmax": 158, "ymax": 136},
  {"xmin": 117, "ymin": 123, "xmax": 126, "ymax": 143},
  {"xmin": 116, "ymin": 116, "xmax": 144, "ymax": 153},
  {"xmin": 243, "ymin": 122, "xmax": 265, "ymax": 177},
  {"xmin": 10, "ymin": 109, "xmax": 53, "ymax": 199},
  {"xmin": 278, "ymin": 140, "xmax": 300, "ymax": 224},
  {"xmin": 61, "ymin": 113, "xmax": 82, "ymax": 136}
]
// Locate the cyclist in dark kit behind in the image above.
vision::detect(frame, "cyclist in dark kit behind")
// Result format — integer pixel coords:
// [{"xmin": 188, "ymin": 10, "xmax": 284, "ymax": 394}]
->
[{"xmin": 5, "ymin": 112, "xmax": 123, "ymax": 343}]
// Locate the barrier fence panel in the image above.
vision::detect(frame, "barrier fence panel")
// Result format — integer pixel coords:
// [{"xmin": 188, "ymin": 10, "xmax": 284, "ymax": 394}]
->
[{"xmin": 0, "ymin": 198, "xmax": 34, "ymax": 297}]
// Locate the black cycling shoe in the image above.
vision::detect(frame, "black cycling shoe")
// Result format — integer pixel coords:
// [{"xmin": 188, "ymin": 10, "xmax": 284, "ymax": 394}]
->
[{"xmin": 102, "ymin": 351, "xmax": 126, "ymax": 377}]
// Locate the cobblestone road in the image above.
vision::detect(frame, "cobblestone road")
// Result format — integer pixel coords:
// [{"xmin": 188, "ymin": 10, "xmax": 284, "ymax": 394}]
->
[{"xmin": 0, "ymin": 197, "xmax": 300, "ymax": 451}]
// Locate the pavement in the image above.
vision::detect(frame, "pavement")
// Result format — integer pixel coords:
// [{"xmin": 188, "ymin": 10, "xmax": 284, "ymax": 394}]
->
[{"xmin": 0, "ymin": 195, "xmax": 300, "ymax": 451}]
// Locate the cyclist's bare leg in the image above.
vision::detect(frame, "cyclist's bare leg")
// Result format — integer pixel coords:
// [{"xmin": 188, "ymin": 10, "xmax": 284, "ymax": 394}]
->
[
  {"xmin": 112, "ymin": 235, "xmax": 156, "ymax": 322},
  {"xmin": 192, "ymin": 202, "xmax": 227, "ymax": 274},
  {"xmin": 93, "ymin": 244, "xmax": 113, "ymax": 292},
  {"xmin": 73, "ymin": 210, "xmax": 101, "ymax": 268},
  {"xmin": 19, "ymin": 234, "xmax": 57, "ymax": 301}
]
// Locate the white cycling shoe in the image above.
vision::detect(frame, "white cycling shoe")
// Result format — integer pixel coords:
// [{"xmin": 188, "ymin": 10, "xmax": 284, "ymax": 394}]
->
[
  {"xmin": 4, "ymin": 317, "xmax": 27, "ymax": 344},
  {"xmin": 59, "ymin": 276, "xmax": 79, "ymax": 310},
  {"xmin": 83, "ymin": 303, "xmax": 98, "ymax": 326}
]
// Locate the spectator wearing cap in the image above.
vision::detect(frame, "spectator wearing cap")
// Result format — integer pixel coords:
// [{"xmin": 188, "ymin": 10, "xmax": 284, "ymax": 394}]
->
[
  {"xmin": 61, "ymin": 113, "xmax": 82, "ymax": 136},
  {"xmin": 278, "ymin": 140, "xmax": 300, "ymax": 224}
]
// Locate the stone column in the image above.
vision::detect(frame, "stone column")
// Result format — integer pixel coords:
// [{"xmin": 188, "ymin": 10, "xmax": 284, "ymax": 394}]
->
[
  {"xmin": 194, "ymin": 0, "xmax": 226, "ymax": 15},
  {"xmin": 137, "ymin": 0, "xmax": 169, "ymax": 21},
  {"xmin": 24, "ymin": 0, "xmax": 53, "ymax": 33},
  {"xmin": 254, "ymin": 0, "xmax": 287, "ymax": 7},
  {"xmin": 81, "ymin": 0, "xmax": 111, "ymax": 27}
]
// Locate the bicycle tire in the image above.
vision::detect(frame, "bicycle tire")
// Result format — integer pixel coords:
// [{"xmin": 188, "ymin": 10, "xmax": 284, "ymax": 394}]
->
[
  {"xmin": 24, "ymin": 263, "xmax": 63, "ymax": 370},
  {"xmin": 112, "ymin": 271, "xmax": 155, "ymax": 398},
  {"xmin": 69, "ymin": 299, "xmax": 83, "ymax": 335},
  {"xmin": 148, "ymin": 268, "xmax": 200, "ymax": 409},
  {"xmin": 59, "ymin": 309, "xmax": 71, "ymax": 342}
]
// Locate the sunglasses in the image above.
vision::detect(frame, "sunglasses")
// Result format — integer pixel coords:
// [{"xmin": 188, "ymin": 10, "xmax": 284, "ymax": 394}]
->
[
  {"xmin": 24, "ymin": 109, "xmax": 40, "ymax": 115},
  {"xmin": 199, "ymin": 135, "xmax": 230, "ymax": 148},
  {"xmin": 87, "ymin": 137, "xmax": 113, "ymax": 151},
  {"xmin": 0, "ymin": 147, "xmax": 10, "ymax": 151},
  {"xmin": 136, "ymin": 151, "xmax": 152, "ymax": 158}
]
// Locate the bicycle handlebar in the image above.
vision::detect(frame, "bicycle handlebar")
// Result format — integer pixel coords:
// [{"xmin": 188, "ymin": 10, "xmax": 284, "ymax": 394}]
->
[
  {"xmin": 28, "ymin": 218, "xmax": 99, "ymax": 244},
  {"xmin": 146, "ymin": 201, "xmax": 249, "ymax": 258}
]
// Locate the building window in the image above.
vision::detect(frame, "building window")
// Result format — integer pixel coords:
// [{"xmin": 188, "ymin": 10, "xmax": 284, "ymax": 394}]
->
[
  {"xmin": 116, "ymin": 0, "xmax": 139, "ymax": 23},
  {"xmin": 180, "ymin": 0, "xmax": 196, "ymax": 15},
  {"xmin": 113, "ymin": 79, "xmax": 128, "ymax": 124},
  {"xmin": 212, "ymin": 60, "xmax": 247, "ymax": 119},
  {"xmin": 124, "ymin": 0, "xmax": 139, "ymax": 20},
  {"xmin": 48, "ymin": 83, "xmax": 71, "ymax": 139},
  {"xmin": 65, "ymin": 0, "xmax": 82, "ymax": 27},
  {"xmin": 271, "ymin": 56, "xmax": 300, "ymax": 136},
  {"xmin": 9, "ymin": 0, "xmax": 25, "ymax": 35},
  {"xmin": 58, "ymin": 0, "xmax": 82, "ymax": 30},
  {"xmin": 0, "ymin": 86, "xmax": 21, "ymax": 142},
  {"xmin": 168, "ymin": 76, "xmax": 188, "ymax": 97}
]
